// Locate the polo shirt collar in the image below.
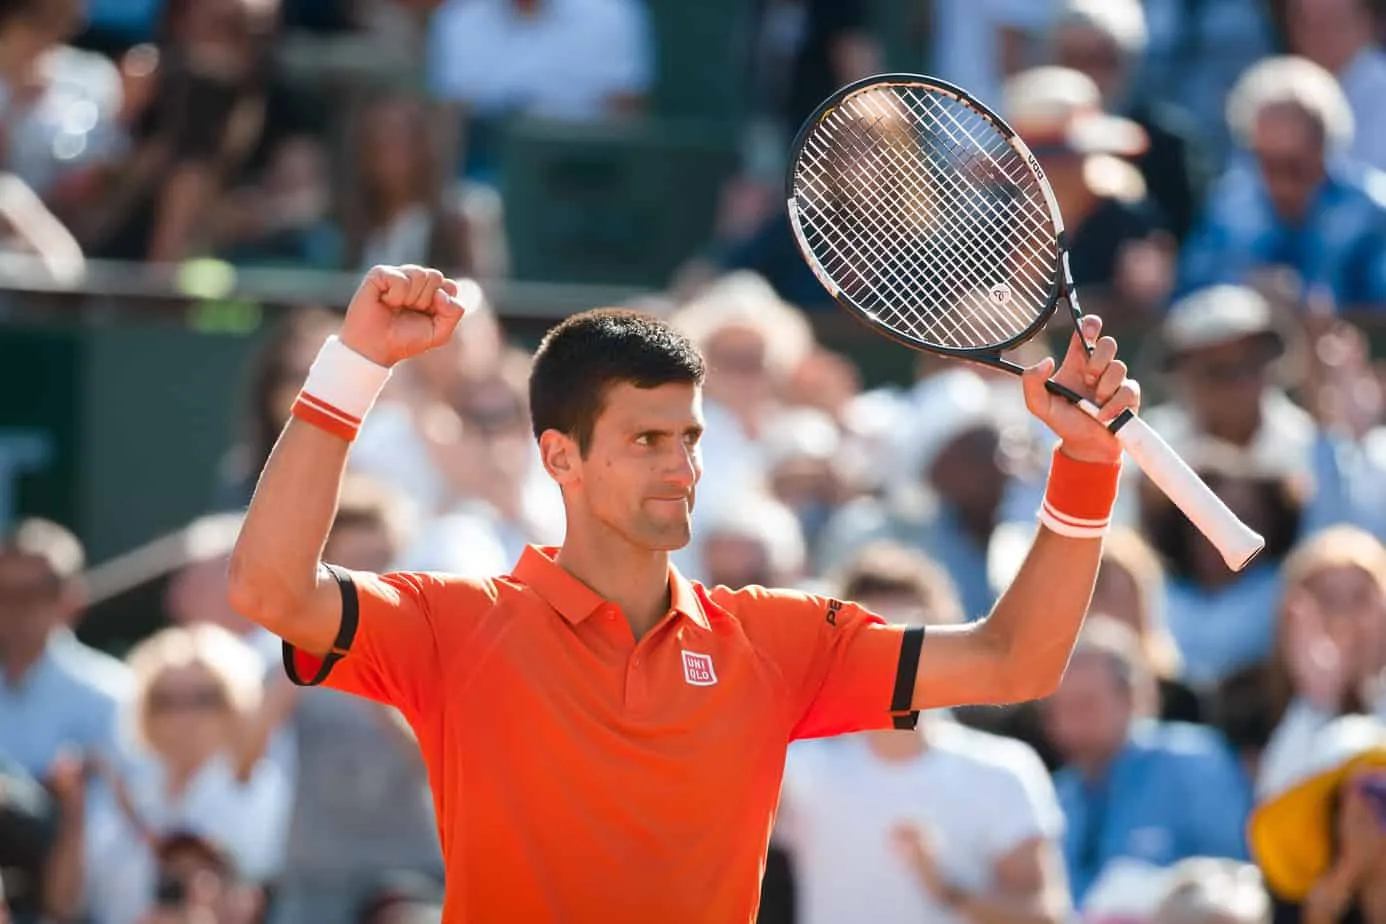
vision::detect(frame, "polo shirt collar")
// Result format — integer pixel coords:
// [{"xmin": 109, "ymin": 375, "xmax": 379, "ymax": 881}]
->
[{"xmin": 514, "ymin": 545, "xmax": 709, "ymax": 630}]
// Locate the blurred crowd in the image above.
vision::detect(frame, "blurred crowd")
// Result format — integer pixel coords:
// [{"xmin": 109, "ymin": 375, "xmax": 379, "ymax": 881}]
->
[{"xmin": 6, "ymin": 0, "xmax": 1386, "ymax": 923}]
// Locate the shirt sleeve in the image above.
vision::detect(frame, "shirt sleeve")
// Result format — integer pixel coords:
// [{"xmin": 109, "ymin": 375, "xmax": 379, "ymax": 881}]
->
[
  {"xmin": 281, "ymin": 565, "xmax": 488, "ymax": 721},
  {"xmin": 723, "ymin": 585, "xmax": 924, "ymax": 740}
]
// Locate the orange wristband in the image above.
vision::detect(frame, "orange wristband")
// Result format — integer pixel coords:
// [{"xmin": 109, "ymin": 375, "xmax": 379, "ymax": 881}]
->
[{"xmin": 1038, "ymin": 447, "xmax": 1121, "ymax": 539}]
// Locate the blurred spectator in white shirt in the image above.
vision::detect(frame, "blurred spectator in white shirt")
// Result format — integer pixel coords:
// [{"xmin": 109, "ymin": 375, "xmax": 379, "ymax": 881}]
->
[
  {"xmin": 426, "ymin": 0, "xmax": 654, "ymax": 182},
  {"xmin": 84, "ymin": 624, "xmax": 290, "ymax": 924},
  {"xmin": 778, "ymin": 541, "xmax": 1070, "ymax": 924}
]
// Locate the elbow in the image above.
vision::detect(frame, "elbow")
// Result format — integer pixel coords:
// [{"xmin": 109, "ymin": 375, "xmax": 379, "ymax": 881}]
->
[
  {"xmin": 979, "ymin": 622, "xmax": 1065, "ymax": 704},
  {"xmin": 225, "ymin": 550, "xmax": 304, "ymax": 635}
]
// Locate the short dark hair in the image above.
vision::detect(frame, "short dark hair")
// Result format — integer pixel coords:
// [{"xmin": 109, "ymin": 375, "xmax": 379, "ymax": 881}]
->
[{"xmin": 529, "ymin": 308, "xmax": 705, "ymax": 454}]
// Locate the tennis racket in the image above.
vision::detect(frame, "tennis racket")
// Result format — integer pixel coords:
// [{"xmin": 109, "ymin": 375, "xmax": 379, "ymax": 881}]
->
[{"xmin": 785, "ymin": 73, "xmax": 1265, "ymax": 571}]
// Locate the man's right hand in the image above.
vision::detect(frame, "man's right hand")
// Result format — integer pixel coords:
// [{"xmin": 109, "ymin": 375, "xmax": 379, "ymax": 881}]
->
[{"xmin": 339, "ymin": 264, "xmax": 473, "ymax": 368}]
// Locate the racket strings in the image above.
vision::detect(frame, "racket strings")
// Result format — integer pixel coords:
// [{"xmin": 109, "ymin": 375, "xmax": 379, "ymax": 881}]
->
[{"xmin": 792, "ymin": 83, "xmax": 1059, "ymax": 351}]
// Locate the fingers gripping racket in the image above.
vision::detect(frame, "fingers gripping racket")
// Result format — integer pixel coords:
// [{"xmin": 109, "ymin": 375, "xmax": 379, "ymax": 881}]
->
[{"xmin": 785, "ymin": 74, "xmax": 1264, "ymax": 571}]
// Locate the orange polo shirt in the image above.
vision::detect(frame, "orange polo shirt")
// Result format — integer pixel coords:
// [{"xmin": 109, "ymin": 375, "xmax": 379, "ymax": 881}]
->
[{"xmin": 285, "ymin": 545, "xmax": 924, "ymax": 923}]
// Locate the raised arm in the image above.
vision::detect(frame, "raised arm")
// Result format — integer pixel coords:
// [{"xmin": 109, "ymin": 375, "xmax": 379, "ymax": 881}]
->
[
  {"xmin": 914, "ymin": 315, "xmax": 1138, "ymax": 709},
  {"xmin": 227, "ymin": 265, "xmax": 468, "ymax": 655}
]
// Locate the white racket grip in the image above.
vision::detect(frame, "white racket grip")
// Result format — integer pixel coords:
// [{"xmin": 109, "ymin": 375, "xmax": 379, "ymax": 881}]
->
[{"xmin": 1074, "ymin": 400, "xmax": 1265, "ymax": 571}]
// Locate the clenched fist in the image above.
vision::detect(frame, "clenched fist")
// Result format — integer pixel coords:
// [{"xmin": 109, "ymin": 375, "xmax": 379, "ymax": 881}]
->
[{"xmin": 339, "ymin": 264, "xmax": 476, "ymax": 368}]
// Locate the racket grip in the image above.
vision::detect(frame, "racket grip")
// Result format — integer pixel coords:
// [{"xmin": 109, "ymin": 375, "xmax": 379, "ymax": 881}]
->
[{"xmin": 1094, "ymin": 409, "xmax": 1265, "ymax": 571}]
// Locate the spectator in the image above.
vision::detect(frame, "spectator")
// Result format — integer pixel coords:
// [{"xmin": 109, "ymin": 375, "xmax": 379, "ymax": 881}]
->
[
  {"xmin": 669, "ymin": 272, "xmax": 816, "ymax": 533},
  {"xmin": 928, "ymin": 0, "xmax": 1057, "ymax": 113},
  {"xmin": 1142, "ymin": 444, "xmax": 1302, "ymax": 687},
  {"xmin": 399, "ymin": 348, "xmax": 564, "ymax": 577},
  {"xmin": 1256, "ymin": 525, "xmax": 1386, "ymax": 797},
  {"xmin": 778, "ymin": 541, "xmax": 1069, "ymax": 924},
  {"xmin": 1177, "ymin": 56, "xmax": 1386, "ymax": 310},
  {"xmin": 1284, "ymin": 0, "xmax": 1386, "ymax": 174},
  {"xmin": 425, "ymin": 0, "xmax": 655, "ymax": 183},
  {"xmin": 1137, "ymin": 0, "xmax": 1278, "ymax": 169},
  {"xmin": 344, "ymin": 91, "xmax": 500, "ymax": 280},
  {"xmin": 216, "ymin": 305, "xmax": 340, "ymax": 510},
  {"xmin": 757, "ymin": 407, "xmax": 856, "ymax": 565},
  {"xmin": 1047, "ymin": 0, "xmax": 1212, "ymax": 242},
  {"xmin": 1137, "ymin": 285, "xmax": 1313, "ymax": 513},
  {"xmin": 79, "ymin": 0, "xmax": 327, "ymax": 264},
  {"xmin": 819, "ymin": 369, "xmax": 1018, "ymax": 622},
  {"xmin": 1091, "ymin": 527, "xmax": 1202, "ymax": 723},
  {"xmin": 350, "ymin": 285, "xmax": 509, "ymax": 518},
  {"xmin": 1248, "ymin": 715, "xmax": 1386, "ymax": 924},
  {"xmin": 138, "ymin": 831, "xmax": 262, "ymax": 924},
  {"xmin": 355, "ymin": 871, "xmax": 445, "ymax": 924},
  {"xmin": 1003, "ymin": 66, "xmax": 1175, "ymax": 319},
  {"xmin": 1041, "ymin": 617, "xmax": 1252, "ymax": 907},
  {"xmin": 0, "ymin": 0, "xmax": 92, "ymax": 281},
  {"xmin": 0, "ymin": 753, "xmax": 85, "ymax": 924},
  {"xmin": 84, "ymin": 623, "xmax": 290, "ymax": 924},
  {"xmin": 1150, "ymin": 858, "xmax": 1272, "ymax": 924},
  {"xmin": 691, "ymin": 491, "xmax": 806, "ymax": 591},
  {"xmin": 269, "ymin": 474, "xmax": 442, "ymax": 924},
  {"xmin": 0, "ymin": 518, "xmax": 131, "ymax": 780}
]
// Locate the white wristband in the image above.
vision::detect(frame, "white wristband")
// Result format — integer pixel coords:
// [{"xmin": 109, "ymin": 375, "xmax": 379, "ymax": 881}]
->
[{"xmin": 292, "ymin": 337, "xmax": 392, "ymax": 440}]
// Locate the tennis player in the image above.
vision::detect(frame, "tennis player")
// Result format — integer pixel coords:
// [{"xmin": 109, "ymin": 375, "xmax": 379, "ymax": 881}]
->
[{"xmin": 228, "ymin": 264, "xmax": 1138, "ymax": 922}]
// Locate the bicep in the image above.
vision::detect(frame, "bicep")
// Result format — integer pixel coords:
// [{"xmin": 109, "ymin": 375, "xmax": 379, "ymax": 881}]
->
[
  {"xmin": 270, "ymin": 563, "xmax": 349, "ymax": 657},
  {"xmin": 282, "ymin": 567, "xmax": 448, "ymax": 719}
]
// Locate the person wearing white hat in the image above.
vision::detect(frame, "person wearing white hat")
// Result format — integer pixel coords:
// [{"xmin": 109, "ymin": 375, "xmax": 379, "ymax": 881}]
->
[{"xmin": 1003, "ymin": 65, "xmax": 1176, "ymax": 317}]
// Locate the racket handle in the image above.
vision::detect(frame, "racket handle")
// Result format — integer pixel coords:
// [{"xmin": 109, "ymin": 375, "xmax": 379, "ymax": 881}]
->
[{"xmin": 1073, "ymin": 403, "xmax": 1265, "ymax": 571}]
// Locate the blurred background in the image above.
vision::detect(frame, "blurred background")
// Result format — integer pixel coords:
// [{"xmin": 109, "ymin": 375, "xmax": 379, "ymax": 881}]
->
[{"xmin": 5, "ymin": 0, "xmax": 1386, "ymax": 922}]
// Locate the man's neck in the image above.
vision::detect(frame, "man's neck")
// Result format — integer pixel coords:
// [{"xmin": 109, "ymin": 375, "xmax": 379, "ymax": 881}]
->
[
  {"xmin": 0, "ymin": 639, "xmax": 49, "ymax": 689},
  {"xmin": 555, "ymin": 524, "xmax": 672, "ymax": 638}
]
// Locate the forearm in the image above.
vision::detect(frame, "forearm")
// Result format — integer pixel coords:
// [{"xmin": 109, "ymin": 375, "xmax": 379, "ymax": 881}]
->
[
  {"xmin": 978, "ymin": 448, "xmax": 1118, "ymax": 701},
  {"xmin": 981, "ymin": 527, "xmax": 1102, "ymax": 700},
  {"xmin": 43, "ymin": 803, "xmax": 86, "ymax": 920}
]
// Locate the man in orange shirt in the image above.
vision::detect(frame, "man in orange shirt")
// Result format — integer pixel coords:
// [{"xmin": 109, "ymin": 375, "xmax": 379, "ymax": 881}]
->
[{"xmin": 228, "ymin": 265, "xmax": 1138, "ymax": 922}]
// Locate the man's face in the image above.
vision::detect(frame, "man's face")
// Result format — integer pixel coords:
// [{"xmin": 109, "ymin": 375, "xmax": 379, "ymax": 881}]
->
[
  {"xmin": 1040, "ymin": 652, "xmax": 1134, "ymax": 768},
  {"xmin": 0, "ymin": 552, "xmax": 66, "ymax": 660},
  {"xmin": 1176, "ymin": 338, "xmax": 1272, "ymax": 434},
  {"xmin": 557, "ymin": 382, "xmax": 704, "ymax": 551},
  {"xmin": 1252, "ymin": 106, "xmax": 1327, "ymax": 224}
]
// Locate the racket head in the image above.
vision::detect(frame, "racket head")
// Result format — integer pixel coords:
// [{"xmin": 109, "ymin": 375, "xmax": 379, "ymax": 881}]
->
[{"xmin": 785, "ymin": 73, "xmax": 1069, "ymax": 362}]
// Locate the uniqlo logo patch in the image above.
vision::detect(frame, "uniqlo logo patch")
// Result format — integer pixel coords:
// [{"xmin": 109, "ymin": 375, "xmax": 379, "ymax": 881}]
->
[{"xmin": 681, "ymin": 650, "xmax": 717, "ymax": 686}]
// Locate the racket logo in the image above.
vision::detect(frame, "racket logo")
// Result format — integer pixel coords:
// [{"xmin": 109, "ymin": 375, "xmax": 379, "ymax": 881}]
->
[
  {"xmin": 681, "ymin": 650, "xmax": 718, "ymax": 686},
  {"xmin": 989, "ymin": 284, "xmax": 1012, "ymax": 305}
]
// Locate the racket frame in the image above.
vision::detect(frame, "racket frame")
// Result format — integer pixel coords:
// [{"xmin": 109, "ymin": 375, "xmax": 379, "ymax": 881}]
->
[
  {"xmin": 785, "ymin": 72, "xmax": 1266, "ymax": 571},
  {"xmin": 784, "ymin": 71, "xmax": 1095, "ymax": 407}
]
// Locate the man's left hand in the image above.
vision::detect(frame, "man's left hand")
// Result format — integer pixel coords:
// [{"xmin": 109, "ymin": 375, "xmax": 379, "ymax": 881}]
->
[{"xmin": 1020, "ymin": 314, "xmax": 1140, "ymax": 465}]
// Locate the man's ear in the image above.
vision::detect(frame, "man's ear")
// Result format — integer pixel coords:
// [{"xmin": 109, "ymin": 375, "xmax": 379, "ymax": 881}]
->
[{"xmin": 539, "ymin": 430, "xmax": 580, "ymax": 486}]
